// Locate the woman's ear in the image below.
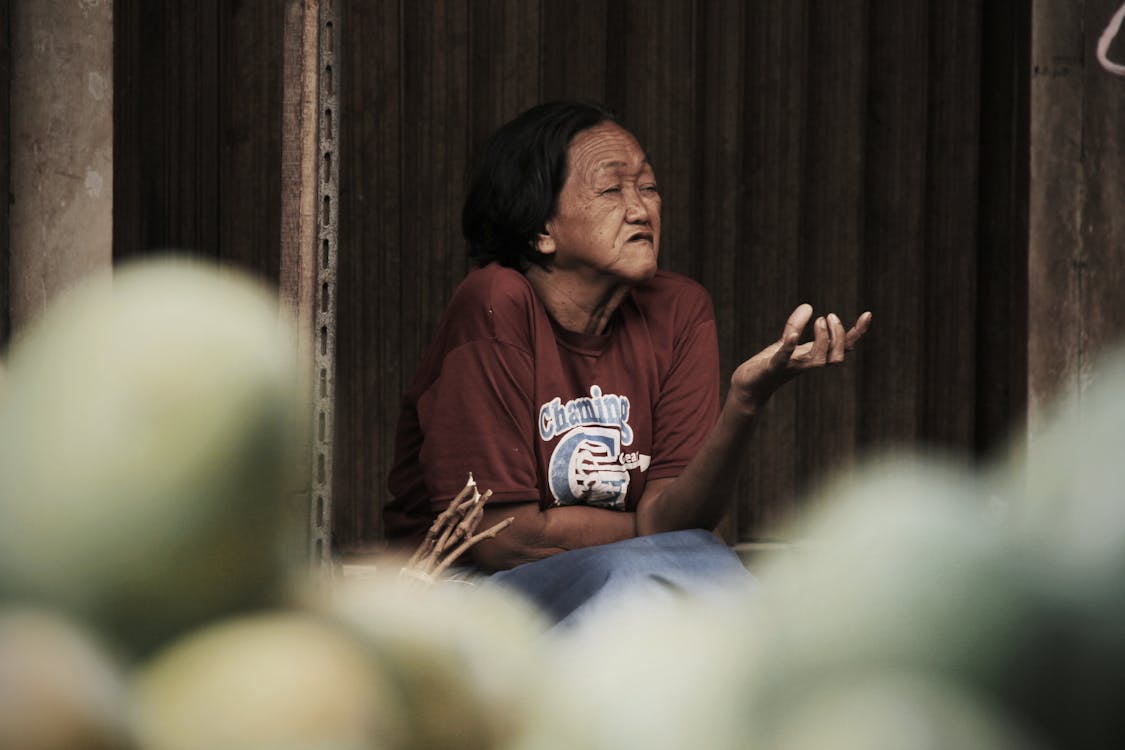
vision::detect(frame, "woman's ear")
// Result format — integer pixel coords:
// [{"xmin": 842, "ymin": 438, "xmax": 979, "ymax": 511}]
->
[{"xmin": 535, "ymin": 227, "xmax": 556, "ymax": 256}]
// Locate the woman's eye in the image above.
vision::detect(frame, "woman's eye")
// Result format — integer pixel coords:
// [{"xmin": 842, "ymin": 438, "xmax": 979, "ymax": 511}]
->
[
  {"xmin": 601, "ymin": 186, "xmax": 622, "ymax": 195},
  {"xmin": 641, "ymin": 184, "xmax": 660, "ymax": 194}
]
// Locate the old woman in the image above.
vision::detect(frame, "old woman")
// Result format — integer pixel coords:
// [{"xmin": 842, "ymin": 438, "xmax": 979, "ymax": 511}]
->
[{"xmin": 385, "ymin": 101, "xmax": 871, "ymax": 627}]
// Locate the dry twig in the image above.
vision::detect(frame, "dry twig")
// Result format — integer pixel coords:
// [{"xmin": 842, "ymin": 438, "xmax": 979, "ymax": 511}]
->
[{"xmin": 400, "ymin": 473, "xmax": 514, "ymax": 583}]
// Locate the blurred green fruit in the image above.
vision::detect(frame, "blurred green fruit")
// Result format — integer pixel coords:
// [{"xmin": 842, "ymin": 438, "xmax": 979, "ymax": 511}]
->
[
  {"xmin": 0, "ymin": 606, "xmax": 135, "ymax": 750},
  {"xmin": 131, "ymin": 611, "xmax": 408, "ymax": 750},
  {"xmin": 528, "ymin": 589, "xmax": 759, "ymax": 750},
  {"xmin": 325, "ymin": 569, "xmax": 547, "ymax": 750},
  {"xmin": 0, "ymin": 258, "xmax": 304, "ymax": 653},
  {"xmin": 741, "ymin": 455, "xmax": 1060, "ymax": 741},
  {"xmin": 998, "ymin": 346, "xmax": 1125, "ymax": 745},
  {"xmin": 759, "ymin": 459, "xmax": 1024, "ymax": 671},
  {"xmin": 766, "ymin": 671, "xmax": 1040, "ymax": 750},
  {"xmin": 1011, "ymin": 347, "xmax": 1125, "ymax": 589}
]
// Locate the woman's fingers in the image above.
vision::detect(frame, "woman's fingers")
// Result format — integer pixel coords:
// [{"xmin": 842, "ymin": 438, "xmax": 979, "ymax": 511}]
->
[
  {"xmin": 771, "ymin": 306, "xmax": 872, "ymax": 374},
  {"xmin": 805, "ymin": 315, "xmax": 830, "ymax": 365},
  {"xmin": 769, "ymin": 304, "xmax": 812, "ymax": 372},
  {"xmin": 781, "ymin": 304, "xmax": 814, "ymax": 344},
  {"xmin": 845, "ymin": 311, "xmax": 873, "ymax": 350},
  {"xmin": 827, "ymin": 313, "xmax": 847, "ymax": 363}
]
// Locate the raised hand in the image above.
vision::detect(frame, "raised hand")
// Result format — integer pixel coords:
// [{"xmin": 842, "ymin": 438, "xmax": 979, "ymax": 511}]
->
[{"xmin": 731, "ymin": 304, "xmax": 872, "ymax": 409}]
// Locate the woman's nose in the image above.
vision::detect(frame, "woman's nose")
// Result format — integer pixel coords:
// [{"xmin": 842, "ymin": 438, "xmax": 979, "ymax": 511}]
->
[{"xmin": 624, "ymin": 187, "xmax": 650, "ymax": 223}]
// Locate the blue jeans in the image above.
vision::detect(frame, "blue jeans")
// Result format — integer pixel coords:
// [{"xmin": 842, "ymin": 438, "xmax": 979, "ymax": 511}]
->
[{"xmin": 482, "ymin": 529, "xmax": 755, "ymax": 631}]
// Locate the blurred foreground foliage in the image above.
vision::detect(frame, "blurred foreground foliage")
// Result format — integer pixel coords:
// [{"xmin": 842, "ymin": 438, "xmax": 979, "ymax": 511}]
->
[{"xmin": 1, "ymin": 257, "xmax": 1123, "ymax": 749}]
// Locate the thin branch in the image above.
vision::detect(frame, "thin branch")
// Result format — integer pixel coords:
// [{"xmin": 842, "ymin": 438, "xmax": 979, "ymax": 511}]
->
[
  {"xmin": 431, "ymin": 516, "xmax": 515, "ymax": 579},
  {"xmin": 400, "ymin": 476, "xmax": 511, "ymax": 583},
  {"xmin": 404, "ymin": 473, "xmax": 477, "ymax": 569}
]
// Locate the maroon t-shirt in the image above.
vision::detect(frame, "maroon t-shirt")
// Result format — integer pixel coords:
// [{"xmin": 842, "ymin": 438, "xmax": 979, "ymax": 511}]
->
[{"xmin": 384, "ymin": 263, "xmax": 721, "ymax": 542}]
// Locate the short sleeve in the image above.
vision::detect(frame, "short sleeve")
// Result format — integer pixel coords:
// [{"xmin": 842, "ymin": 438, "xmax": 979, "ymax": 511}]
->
[
  {"xmin": 416, "ymin": 338, "xmax": 542, "ymax": 511},
  {"xmin": 646, "ymin": 283, "xmax": 721, "ymax": 479},
  {"xmin": 409, "ymin": 267, "xmax": 548, "ymax": 513}
]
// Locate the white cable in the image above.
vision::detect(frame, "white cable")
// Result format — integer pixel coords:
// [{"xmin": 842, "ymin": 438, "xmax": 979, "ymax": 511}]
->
[{"xmin": 1096, "ymin": 2, "xmax": 1125, "ymax": 76}]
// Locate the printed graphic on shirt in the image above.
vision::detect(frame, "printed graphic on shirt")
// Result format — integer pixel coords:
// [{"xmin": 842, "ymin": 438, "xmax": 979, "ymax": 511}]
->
[{"xmin": 539, "ymin": 386, "xmax": 650, "ymax": 509}]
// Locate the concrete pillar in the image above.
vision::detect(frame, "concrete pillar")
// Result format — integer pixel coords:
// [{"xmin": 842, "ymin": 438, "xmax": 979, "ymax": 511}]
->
[
  {"xmin": 1029, "ymin": 0, "xmax": 1125, "ymax": 434},
  {"xmin": 9, "ymin": 0, "xmax": 113, "ymax": 334}
]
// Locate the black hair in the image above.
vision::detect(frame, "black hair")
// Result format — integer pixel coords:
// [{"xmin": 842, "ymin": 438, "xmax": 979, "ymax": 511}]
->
[{"xmin": 462, "ymin": 100, "xmax": 619, "ymax": 271}]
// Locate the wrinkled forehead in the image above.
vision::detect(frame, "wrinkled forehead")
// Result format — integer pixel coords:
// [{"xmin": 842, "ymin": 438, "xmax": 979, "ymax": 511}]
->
[{"xmin": 567, "ymin": 122, "xmax": 652, "ymax": 175}]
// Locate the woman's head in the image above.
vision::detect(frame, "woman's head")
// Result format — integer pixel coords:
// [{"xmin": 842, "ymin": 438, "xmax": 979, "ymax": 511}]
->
[{"xmin": 462, "ymin": 101, "xmax": 619, "ymax": 270}]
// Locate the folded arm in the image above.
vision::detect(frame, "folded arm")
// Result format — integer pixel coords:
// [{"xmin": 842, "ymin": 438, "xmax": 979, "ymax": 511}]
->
[{"xmin": 468, "ymin": 501, "xmax": 636, "ymax": 572}]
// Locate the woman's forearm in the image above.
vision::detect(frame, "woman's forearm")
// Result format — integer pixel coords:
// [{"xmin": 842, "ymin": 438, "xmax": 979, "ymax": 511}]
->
[
  {"xmin": 469, "ymin": 501, "xmax": 636, "ymax": 572},
  {"xmin": 636, "ymin": 306, "xmax": 871, "ymax": 535},
  {"xmin": 635, "ymin": 388, "xmax": 763, "ymax": 535}
]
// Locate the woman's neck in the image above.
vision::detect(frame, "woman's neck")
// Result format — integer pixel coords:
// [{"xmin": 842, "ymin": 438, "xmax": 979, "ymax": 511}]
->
[{"xmin": 525, "ymin": 265, "xmax": 631, "ymax": 336}]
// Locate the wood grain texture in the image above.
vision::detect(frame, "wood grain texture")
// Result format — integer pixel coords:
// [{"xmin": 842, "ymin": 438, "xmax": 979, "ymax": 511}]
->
[
  {"xmin": 975, "ymin": 0, "xmax": 1029, "ymax": 458},
  {"xmin": 794, "ymin": 0, "xmax": 868, "ymax": 507},
  {"xmin": 400, "ymin": 1, "xmax": 471, "ymax": 376},
  {"xmin": 114, "ymin": 0, "xmax": 282, "ymax": 269},
  {"xmin": 695, "ymin": 0, "xmax": 748, "ymax": 541},
  {"xmin": 859, "ymin": 0, "xmax": 929, "ymax": 450},
  {"xmin": 0, "ymin": 0, "xmax": 10, "ymax": 348},
  {"xmin": 540, "ymin": 0, "xmax": 609, "ymax": 102},
  {"xmin": 921, "ymin": 0, "xmax": 982, "ymax": 455},
  {"xmin": 109, "ymin": 0, "xmax": 1038, "ymax": 548},
  {"xmin": 336, "ymin": 0, "xmax": 404, "ymax": 545},
  {"xmin": 219, "ymin": 0, "xmax": 284, "ymax": 281},
  {"xmin": 738, "ymin": 0, "xmax": 808, "ymax": 538},
  {"xmin": 469, "ymin": 0, "xmax": 542, "ymax": 141},
  {"xmin": 112, "ymin": 0, "xmax": 141, "ymax": 265}
]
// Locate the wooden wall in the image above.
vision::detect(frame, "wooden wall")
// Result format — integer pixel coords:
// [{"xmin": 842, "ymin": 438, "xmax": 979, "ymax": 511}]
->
[
  {"xmin": 337, "ymin": 0, "xmax": 1030, "ymax": 548},
  {"xmin": 114, "ymin": 0, "xmax": 285, "ymax": 280},
  {"xmin": 1, "ymin": 0, "xmax": 11, "ymax": 349},
  {"xmin": 110, "ymin": 0, "xmax": 1032, "ymax": 551}
]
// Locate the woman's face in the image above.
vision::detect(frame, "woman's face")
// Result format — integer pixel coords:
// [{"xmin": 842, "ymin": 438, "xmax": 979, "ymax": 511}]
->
[{"xmin": 537, "ymin": 123, "xmax": 661, "ymax": 285}]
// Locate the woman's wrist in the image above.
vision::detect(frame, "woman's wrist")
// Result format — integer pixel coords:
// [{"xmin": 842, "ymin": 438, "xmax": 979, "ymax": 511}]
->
[{"xmin": 725, "ymin": 383, "xmax": 768, "ymax": 419}]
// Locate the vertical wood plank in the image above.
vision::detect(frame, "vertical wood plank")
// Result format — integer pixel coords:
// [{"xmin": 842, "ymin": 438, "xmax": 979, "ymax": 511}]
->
[
  {"xmin": 114, "ymin": 0, "xmax": 282, "ymax": 270},
  {"xmin": 696, "ymin": 0, "xmax": 748, "ymax": 388},
  {"xmin": 219, "ymin": 0, "xmax": 284, "ymax": 282},
  {"xmin": 859, "ymin": 0, "xmax": 929, "ymax": 449},
  {"xmin": 122, "ymin": 1, "xmax": 222, "ymax": 257},
  {"xmin": 113, "ymin": 0, "xmax": 142, "ymax": 263},
  {"xmin": 921, "ymin": 0, "xmax": 982, "ymax": 455},
  {"xmin": 794, "ymin": 0, "xmax": 868, "ymax": 500},
  {"xmin": 695, "ymin": 0, "xmax": 748, "ymax": 540},
  {"xmin": 610, "ymin": 0, "xmax": 698, "ymax": 278},
  {"xmin": 171, "ymin": 1, "xmax": 221, "ymax": 256},
  {"xmin": 469, "ymin": 0, "xmax": 542, "ymax": 141},
  {"xmin": 197, "ymin": 2, "xmax": 222, "ymax": 258},
  {"xmin": 540, "ymin": 0, "xmax": 608, "ymax": 102},
  {"xmin": 336, "ymin": 0, "xmax": 404, "ymax": 546},
  {"xmin": 976, "ymin": 0, "xmax": 1029, "ymax": 457},
  {"xmin": 739, "ymin": 0, "xmax": 808, "ymax": 538},
  {"xmin": 400, "ymin": 0, "xmax": 471, "ymax": 389},
  {"xmin": 1, "ymin": 0, "xmax": 11, "ymax": 347}
]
